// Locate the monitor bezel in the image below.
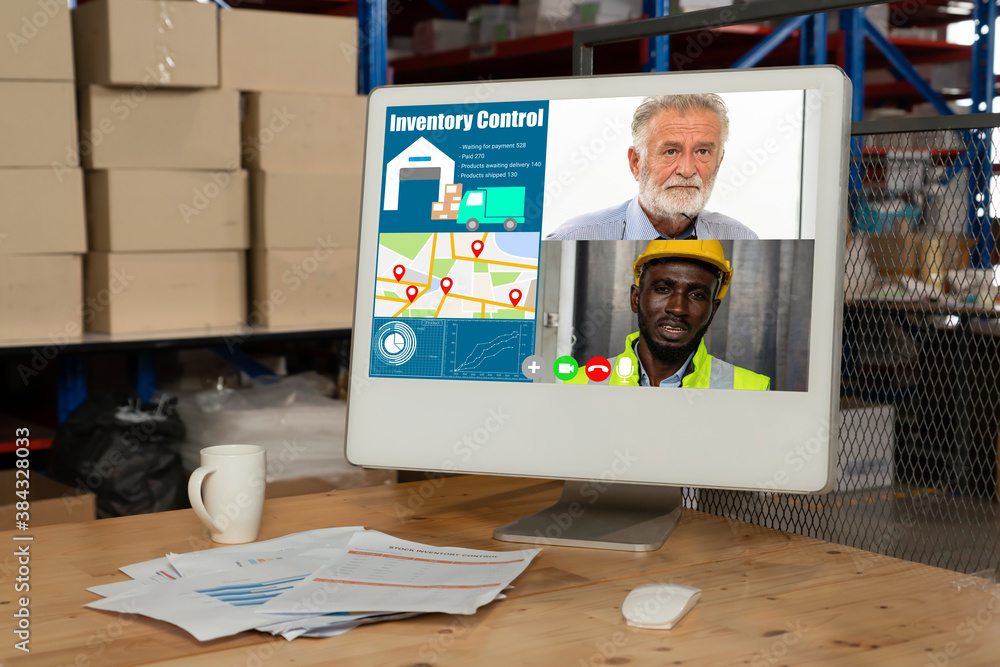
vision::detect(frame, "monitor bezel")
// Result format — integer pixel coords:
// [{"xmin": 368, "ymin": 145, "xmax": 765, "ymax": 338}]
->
[{"xmin": 346, "ymin": 66, "xmax": 850, "ymax": 495}]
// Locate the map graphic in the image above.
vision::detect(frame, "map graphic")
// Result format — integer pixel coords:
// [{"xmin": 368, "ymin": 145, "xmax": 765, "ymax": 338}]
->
[{"xmin": 375, "ymin": 232, "xmax": 539, "ymax": 319}]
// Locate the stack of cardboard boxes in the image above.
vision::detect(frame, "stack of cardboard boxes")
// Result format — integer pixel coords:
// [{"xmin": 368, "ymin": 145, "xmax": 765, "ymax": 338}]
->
[
  {"xmin": 72, "ymin": 0, "xmax": 247, "ymax": 334},
  {"xmin": 220, "ymin": 9, "xmax": 363, "ymax": 329},
  {"xmin": 0, "ymin": 0, "xmax": 86, "ymax": 341},
  {"xmin": 432, "ymin": 184, "xmax": 463, "ymax": 221}
]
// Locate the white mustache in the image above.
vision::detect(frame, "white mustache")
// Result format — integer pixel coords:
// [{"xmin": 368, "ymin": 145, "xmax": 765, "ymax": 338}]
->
[{"xmin": 662, "ymin": 175, "xmax": 703, "ymax": 190}]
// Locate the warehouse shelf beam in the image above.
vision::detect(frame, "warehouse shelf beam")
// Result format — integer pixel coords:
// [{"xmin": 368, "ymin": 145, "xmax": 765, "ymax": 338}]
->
[
  {"xmin": 862, "ymin": 13, "xmax": 954, "ymax": 115},
  {"xmin": 572, "ymin": 0, "xmax": 893, "ymax": 77},
  {"xmin": 731, "ymin": 15, "xmax": 808, "ymax": 69},
  {"xmin": 358, "ymin": 0, "xmax": 388, "ymax": 93},
  {"xmin": 801, "ymin": 12, "xmax": 828, "ymax": 65},
  {"xmin": 641, "ymin": 0, "xmax": 670, "ymax": 72},
  {"xmin": 128, "ymin": 352, "xmax": 157, "ymax": 403},
  {"xmin": 968, "ymin": 0, "xmax": 997, "ymax": 269},
  {"xmin": 422, "ymin": 0, "xmax": 461, "ymax": 21},
  {"xmin": 842, "ymin": 8, "xmax": 865, "ymax": 227},
  {"xmin": 841, "ymin": 8, "xmax": 866, "ymax": 121},
  {"xmin": 57, "ymin": 356, "xmax": 87, "ymax": 424}
]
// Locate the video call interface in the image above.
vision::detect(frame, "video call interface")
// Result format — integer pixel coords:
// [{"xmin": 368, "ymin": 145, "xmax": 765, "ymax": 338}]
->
[{"xmin": 368, "ymin": 91, "xmax": 815, "ymax": 392}]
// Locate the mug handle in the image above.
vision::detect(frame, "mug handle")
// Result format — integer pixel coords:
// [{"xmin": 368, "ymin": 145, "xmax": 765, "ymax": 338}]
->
[{"xmin": 188, "ymin": 466, "xmax": 224, "ymax": 534}]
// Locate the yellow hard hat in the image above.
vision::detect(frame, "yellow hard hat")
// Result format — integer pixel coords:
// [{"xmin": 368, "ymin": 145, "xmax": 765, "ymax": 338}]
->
[{"xmin": 632, "ymin": 240, "xmax": 733, "ymax": 300}]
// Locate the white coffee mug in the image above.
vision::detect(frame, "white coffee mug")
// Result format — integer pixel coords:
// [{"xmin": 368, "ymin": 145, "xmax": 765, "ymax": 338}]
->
[{"xmin": 187, "ymin": 444, "xmax": 266, "ymax": 544}]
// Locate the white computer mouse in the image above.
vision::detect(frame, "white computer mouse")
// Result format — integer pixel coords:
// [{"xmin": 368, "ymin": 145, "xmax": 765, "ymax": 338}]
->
[{"xmin": 621, "ymin": 583, "xmax": 702, "ymax": 630}]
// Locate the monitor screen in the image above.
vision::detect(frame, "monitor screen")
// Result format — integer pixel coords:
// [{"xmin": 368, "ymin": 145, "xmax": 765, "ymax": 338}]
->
[{"xmin": 347, "ymin": 68, "xmax": 850, "ymax": 510}]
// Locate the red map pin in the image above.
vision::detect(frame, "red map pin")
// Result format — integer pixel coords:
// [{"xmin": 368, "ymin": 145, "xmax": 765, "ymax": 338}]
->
[
  {"xmin": 406, "ymin": 285, "xmax": 418, "ymax": 303},
  {"xmin": 440, "ymin": 277, "xmax": 453, "ymax": 294},
  {"xmin": 393, "ymin": 265, "xmax": 405, "ymax": 282},
  {"xmin": 471, "ymin": 240, "xmax": 484, "ymax": 258},
  {"xmin": 509, "ymin": 289, "xmax": 522, "ymax": 307}
]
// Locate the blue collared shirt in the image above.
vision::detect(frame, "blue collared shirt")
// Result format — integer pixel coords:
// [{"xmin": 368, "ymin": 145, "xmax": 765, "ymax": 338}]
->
[
  {"xmin": 545, "ymin": 196, "xmax": 759, "ymax": 241},
  {"xmin": 635, "ymin": 339, "xmax": 696, "ymax": 388}
]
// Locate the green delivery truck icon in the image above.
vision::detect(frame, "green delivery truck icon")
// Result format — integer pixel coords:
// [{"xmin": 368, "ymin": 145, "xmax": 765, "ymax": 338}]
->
[{"xmin": 458, "ymin": 186, "xmax": 525, "ymax": 232}]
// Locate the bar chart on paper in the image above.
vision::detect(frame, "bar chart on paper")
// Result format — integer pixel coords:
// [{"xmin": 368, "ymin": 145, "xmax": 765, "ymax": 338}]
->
[{"xmin": 195, "ymin": 575, "xmax": 307, "ymax": 607}]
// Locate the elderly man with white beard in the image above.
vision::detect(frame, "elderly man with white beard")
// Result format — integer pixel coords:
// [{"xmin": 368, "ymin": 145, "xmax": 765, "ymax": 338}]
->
[{"xmin": 545, "ymin": 94, "xmax": 759, "ymax": 241}]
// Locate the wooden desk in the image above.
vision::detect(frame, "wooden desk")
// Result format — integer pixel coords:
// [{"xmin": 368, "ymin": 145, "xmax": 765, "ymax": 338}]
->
[{"xmin": 4, "ymin": 475, "xmax": 1000, "ymax": 666}]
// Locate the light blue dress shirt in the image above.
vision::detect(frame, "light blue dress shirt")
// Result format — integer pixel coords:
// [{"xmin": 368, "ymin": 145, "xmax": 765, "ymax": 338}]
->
[
  {"xmin": 545, "ymin": 195, "xmax": 759, "ymax": 241},
  {"xmin": 635, "ymin": 340, "xmax": 696, "ymax": 388}
]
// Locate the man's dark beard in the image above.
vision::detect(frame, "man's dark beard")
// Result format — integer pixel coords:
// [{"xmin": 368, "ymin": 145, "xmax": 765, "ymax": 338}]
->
[{"xmin": 637, "ymin": 309, "xmax": 711, "ymax": 368}]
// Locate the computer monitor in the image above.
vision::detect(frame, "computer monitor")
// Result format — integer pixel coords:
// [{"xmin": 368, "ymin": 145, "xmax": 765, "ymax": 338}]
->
[{"xmin": 346, "ymin": 66, "xmax": 850, "ymax": 551}]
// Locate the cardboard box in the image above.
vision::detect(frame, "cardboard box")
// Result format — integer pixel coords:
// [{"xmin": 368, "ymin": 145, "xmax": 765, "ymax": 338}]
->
[
  {"xmin": 242, "ymin": 92, "xmax": 366, "ymax": 172},
  {"xmin": 0, "ymin": 168, "xmax": 86, "ymax": 254},
  {"xmin": 868, "ymin": 222, "xmax": 919, "ymax": 278},
  {"xmin": 80, "ymin": 86, "xmax": 240, "ymax": 170},
  {"xmin": 251, "ymin": 171, "xmax": 360, "ymax": 249},
  {"xmin": 220, "ymin": 9, "xmax": 356, "ymax": 94},
  {"xmin": 85, "ymin": 251, "xmax": 246, "ymax": 333},
  {"xmin": 918, "ymin": 232, "xmax": 970, "ymax": 289},
  {"xmin": 87, "ymin": 170, "xmax": 249, "ymax": 252},
  {"xmin": 251, "ymin": 248, "xmax": 356, "ymax": 328},
  {"xmin": 0, "ymin": 0, "xmax": 74, "ymax": 81},
  {"xmin": 0, "ymin": 254, "xmax": 82, "ymax": 341},
  {"xmin": 0, "ymin": 470, "xmax": 96, "ymax": 527},
  {"xmin": 72, "ymin": 0, "xmax": 219, "ymax": 88},
  {"xmin": 0, "ymin": 81, "xmax": 77, "ymax": 168}
]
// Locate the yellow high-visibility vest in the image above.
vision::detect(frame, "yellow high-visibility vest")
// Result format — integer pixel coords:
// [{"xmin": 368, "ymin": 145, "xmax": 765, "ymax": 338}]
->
[{"xmin": 566, "ymin": 332, "xmax": 770, "ymax": 390}]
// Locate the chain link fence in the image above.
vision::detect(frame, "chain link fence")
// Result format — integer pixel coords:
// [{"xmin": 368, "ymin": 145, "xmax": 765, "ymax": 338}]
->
[{"xmin": 692, "ymin": 113, "xmax": 1000, "ymax": 575}]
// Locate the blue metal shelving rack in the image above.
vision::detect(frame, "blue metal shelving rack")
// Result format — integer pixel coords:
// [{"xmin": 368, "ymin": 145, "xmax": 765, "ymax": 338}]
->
[{"xmin": 357, "ymin": 1, "xmax": 996, "ymax": 265}]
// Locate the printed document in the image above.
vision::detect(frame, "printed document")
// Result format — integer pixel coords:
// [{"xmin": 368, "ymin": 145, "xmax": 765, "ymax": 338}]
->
[{"xmin": 259, "ymin": 531, "xmax": 541, "ymax": 616}]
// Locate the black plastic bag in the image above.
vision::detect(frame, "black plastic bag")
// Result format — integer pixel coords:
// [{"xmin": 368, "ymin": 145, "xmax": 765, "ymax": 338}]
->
[{"xmin": 49, "ymin": 390, "xmax": 189, "ymax": 519}]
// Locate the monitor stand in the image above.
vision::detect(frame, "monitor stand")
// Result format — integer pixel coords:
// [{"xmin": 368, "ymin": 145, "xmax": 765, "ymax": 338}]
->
[{"xmin": 492, "ymin": 481, "xmax": 683, "ymax": 551}]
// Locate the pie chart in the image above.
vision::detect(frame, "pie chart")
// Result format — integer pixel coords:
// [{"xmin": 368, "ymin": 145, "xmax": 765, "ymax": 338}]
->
[
  {"xmin": 383, "ymin": 332, "xmax": 406, "ymax": 355},
  {"xmin": 375, "ymin": 322, "xmax": 417, "ymax": 365}
]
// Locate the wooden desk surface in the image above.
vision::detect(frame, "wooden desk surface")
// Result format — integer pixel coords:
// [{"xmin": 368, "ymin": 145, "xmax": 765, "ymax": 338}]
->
[{"xmin": 3, "ymin": 475, "xmax": 999, "ymax": 666}]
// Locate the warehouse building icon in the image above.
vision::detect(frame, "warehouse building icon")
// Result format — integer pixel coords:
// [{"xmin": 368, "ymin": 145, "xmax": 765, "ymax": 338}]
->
[{"xmin": 383, "ymin": 137, "xmax": 455, "ymax": 211}]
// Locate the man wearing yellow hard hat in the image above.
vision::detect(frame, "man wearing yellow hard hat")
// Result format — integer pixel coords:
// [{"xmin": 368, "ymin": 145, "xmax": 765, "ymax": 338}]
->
[{"xmin": 611, "ymin": 239, "xmax": 770, "ymax": 390}]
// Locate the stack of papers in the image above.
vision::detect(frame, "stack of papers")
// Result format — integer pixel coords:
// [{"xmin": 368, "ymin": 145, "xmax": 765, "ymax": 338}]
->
[{"xmin": 85, "ymin": 528, "xmax": 541, "ymax": 641}]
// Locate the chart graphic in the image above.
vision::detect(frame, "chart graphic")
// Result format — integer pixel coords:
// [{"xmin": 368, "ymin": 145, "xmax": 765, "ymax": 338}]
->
[
  {"xmin": 374, "ymin": 321, "xmax": 418, "ymax": 365},
  {"xmin": 451, "ymin": 328, "xmax": 521, "ymax": 377},
  {"xmin": 195, "ymin": 576, "xmax": 305, "ymax": 607},
  {"xmin": 369, "ymin": 318, "xmax": 533, "ymax": 381}
]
